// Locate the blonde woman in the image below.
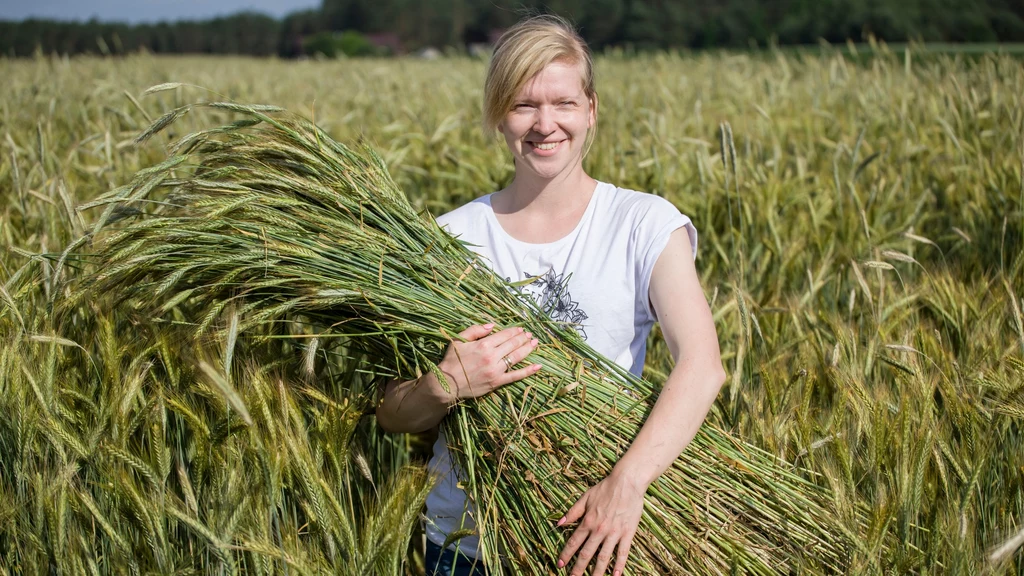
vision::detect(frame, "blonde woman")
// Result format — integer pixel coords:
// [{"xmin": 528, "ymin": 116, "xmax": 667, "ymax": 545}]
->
[{"xmin": 377, "ymin": 15, "xmax": 726, "ymax": 576}]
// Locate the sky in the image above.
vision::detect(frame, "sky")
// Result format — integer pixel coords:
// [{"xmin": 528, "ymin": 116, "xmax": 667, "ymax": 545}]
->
[{"xmin": 0, "ymin": 0, "xmax": 322, "ymax": 23}]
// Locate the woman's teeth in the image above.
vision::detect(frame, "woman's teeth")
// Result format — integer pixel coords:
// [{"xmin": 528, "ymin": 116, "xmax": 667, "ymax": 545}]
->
[{"xmin": 534, "ymin": 142, "xmax": 559, "ymax": 150}]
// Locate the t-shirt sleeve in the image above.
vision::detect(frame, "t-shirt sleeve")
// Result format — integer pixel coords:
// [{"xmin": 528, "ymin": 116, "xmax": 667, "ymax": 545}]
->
[
  {"xmin": 635, "ymin": 195, "xmax": 698, "ymax": 322},
  {"xmin": 434, "ymin": 196, "xmax": 489, "ymax": 238},
  {"xmin": 435, "ymin": 209, "xmax": 456, "ymax": 232}
]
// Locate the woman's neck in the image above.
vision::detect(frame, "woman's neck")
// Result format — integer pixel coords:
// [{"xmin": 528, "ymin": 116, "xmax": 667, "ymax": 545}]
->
[
  {"xmin": 500, "ymin": 168, "xmax": 597, "ymax": 216},
  {"xmin": 489, "ymin": 168, "xmax": 599, "ymax": 244}
]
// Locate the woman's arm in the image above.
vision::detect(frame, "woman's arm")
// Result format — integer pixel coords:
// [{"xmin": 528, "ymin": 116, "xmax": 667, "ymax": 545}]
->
[
  {"xmin": 556, "ymin": 227, "xmax": 727, "ymax": 576},
  {"xmin": 609, "ymin": 226, "xmax": 727, "ymax": 486},
  {"xmin": 376, "ymin": 372, "xmax": 456, "ymax": 434},
  {"xmin": 376, "ymin": 324, "xmax": 542, "ymax": 434}
]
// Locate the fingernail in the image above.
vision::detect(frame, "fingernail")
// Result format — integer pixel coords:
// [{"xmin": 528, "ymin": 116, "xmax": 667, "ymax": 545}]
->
[
  {"xmin": 557, "ymin": 560, "xmax": 564, "ymax": 567},
  {"xmin": 533, "ymin": 364, "xmax": 543, "ymax": 371},
  {"xmin": 484, "ymin": 323, "xmax": 494, "ymax": 329},
  {"xmin": 531, "ymin": 338, "xmax": 539, "ymax": 346},
  {"xmin": 557, "ymin": 516, "xmax": 565, "ymax": 526},
  {"xmin": 614, "ymin": 571, "xmax": 621, "ymax": 576}
]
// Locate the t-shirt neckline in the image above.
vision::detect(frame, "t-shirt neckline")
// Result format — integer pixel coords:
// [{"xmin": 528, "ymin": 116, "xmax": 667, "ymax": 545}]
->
[{"xmin": 482, "ymin": 181, "xmax": 607, "ymax": 249}]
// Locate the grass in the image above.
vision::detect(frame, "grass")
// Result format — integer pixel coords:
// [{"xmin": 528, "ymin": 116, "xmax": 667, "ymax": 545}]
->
[{"xmin": 0, "ymin": 47, "xmax": 1022, "ymax": 574}]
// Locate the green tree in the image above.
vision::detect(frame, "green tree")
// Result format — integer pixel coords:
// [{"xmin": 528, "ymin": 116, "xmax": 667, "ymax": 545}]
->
[
  {"xmin": 280, "ymin": 9, "xmax": 327, "ymax": 57},
  {"xmin": 622, "ymin": 0, "xmax": 662, "ymax": 48},
  {"xmin": 578, "ymin": 0, "xmax": 626, "ymax": 47}
]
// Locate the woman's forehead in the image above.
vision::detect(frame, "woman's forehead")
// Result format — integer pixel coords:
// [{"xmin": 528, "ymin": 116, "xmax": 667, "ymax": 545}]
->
[{"xmin": 518, "ymin": 61, "xmax": 587, "ymax": 98}]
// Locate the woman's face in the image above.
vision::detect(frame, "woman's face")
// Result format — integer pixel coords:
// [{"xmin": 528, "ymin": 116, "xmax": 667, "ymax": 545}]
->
[{"xmin": 499, "ymin": 60, "xmax": 595, "ymax": 183}]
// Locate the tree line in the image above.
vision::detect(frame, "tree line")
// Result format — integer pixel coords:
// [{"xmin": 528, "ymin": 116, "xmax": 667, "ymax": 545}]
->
[{"xmin": 3, "ymin": 0, "xmax": 1023, "ymax": 58}]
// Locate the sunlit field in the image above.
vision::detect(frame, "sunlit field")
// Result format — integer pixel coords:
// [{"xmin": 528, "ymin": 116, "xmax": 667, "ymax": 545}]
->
[{"xmin": 1, "ymin": 46, "xmax": 1023, "ymax": 574}]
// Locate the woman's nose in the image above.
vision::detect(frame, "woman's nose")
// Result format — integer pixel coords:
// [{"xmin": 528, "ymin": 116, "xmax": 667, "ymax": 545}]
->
[{"xmin": 533, "ymin": 106, "xmax": 557, "ymax": 134}]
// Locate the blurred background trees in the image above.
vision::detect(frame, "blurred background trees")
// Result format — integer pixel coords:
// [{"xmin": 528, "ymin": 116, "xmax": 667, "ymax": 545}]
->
[{"xmin": 1, "ymin": 0, "xmax": 1023, "ymax": 58}]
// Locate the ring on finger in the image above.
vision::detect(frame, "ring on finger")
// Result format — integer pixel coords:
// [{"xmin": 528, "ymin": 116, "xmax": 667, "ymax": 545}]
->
[{"xmin": 502, "ymin": 355, "xmax": 513, "ymax": 371}]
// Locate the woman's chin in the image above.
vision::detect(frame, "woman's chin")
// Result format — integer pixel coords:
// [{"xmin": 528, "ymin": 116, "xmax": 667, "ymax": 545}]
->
[{"xmin": 516, "ymin": 158, "xmax": 579, "ymax": 182}]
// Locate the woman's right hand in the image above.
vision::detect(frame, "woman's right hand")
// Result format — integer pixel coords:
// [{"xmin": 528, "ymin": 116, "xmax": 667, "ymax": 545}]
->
[{"xmin": 435, "ymin": 323, "xmax": 542, "ymax": 405}]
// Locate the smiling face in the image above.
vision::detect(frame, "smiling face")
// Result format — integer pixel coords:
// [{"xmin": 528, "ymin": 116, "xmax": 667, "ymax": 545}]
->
[{"xmin": 498, "ymin": 60, "xmax": 596, "ymax": 183}]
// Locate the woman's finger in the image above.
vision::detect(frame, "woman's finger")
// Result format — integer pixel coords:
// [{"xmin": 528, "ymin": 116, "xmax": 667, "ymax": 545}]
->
[
  {"xmin": 495, "ymin": 363, "xmax": 541, "ymax": 386},
  {"xmin": 503, "ymin": 337, "xmax": 538, "ymax": 367},
  {"xmin": 457, "ymin": 323, "xmax": 494, "ymax": 341},
  {"xmin": 590, "ymin": 537, "xmax": 619, "ymax": 576},
  {"xmin": 557, "ymin": 493, "xmax": 588, "ymax": 527},
  {"xmin": 556, "ymin": 494, "xmax": 590, "ymax": 567},
  {"xmin": 569, "ymin": 534, "xmax": 603, "ymax": 576},
  {"xmin": 469, "ymin": 326, "xmax": 521, "ymax": 352},
  {"xmin": 612, "ymin": 531, "xmax": 635, "ymax": 576},
  {"xmin": 488, "ymin": 327, "xmax": 530, "ymax": 356},
  {"xmin": 557, "ymin": 525, "xmax": 590, "ymax": 569}
]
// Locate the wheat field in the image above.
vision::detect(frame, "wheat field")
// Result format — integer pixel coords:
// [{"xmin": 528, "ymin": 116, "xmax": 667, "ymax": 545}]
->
[{"xmin": 1, "ymin": 46, "xmax": 1023, "ymax": 574}]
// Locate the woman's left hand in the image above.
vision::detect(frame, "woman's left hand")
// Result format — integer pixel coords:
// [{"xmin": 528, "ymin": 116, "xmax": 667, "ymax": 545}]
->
[{"xmin": 556, "ymin": 469, "xmax": 646, "ymax": 576}]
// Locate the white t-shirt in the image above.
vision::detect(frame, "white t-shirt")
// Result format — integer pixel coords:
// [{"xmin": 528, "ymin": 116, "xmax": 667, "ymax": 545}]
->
[{"xmin": 424, "ymin": 180, "xmax": 697, "ymax": 558}]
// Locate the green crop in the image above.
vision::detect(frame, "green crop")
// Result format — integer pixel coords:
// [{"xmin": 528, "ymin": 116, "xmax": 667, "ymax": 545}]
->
[{"xmin": 1, "ymin": 45, "xmax": 1022, "ymax": 574}]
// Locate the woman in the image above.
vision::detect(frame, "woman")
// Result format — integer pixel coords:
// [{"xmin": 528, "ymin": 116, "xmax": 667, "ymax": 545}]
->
[{"xmin": 376, "ymin": 15, "xmax": 726, "ymax": 576}]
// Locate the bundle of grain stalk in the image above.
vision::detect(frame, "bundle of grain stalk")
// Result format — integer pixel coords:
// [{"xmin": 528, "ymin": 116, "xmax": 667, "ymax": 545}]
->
[{"xmin": 73, "ymin": 94, "xmax": 858, "ymax": 574}]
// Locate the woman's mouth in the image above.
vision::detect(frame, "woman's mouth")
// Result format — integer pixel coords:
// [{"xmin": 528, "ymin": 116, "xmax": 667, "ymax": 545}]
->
[{"xmin": 528, "ymin": 140, "xmax": 563, "ymax": 154}]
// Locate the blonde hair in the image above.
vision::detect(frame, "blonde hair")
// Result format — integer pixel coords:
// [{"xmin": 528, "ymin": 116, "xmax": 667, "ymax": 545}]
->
[{"xmin": 483, "ymin": 15, "xmax": 597, "ymax": 149}]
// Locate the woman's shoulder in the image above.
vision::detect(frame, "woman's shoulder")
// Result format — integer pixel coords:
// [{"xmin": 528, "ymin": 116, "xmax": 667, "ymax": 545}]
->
[
  {"xmin": 596, "ymin": 182, "xmax": 687, "ymax": 223},
  {"xmin": 596, "ymin": 182, "xmax": 697, "ymax": 255}
]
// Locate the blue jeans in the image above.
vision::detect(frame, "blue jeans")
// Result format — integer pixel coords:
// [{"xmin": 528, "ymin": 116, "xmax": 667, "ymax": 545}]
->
[{"xmin": 425, "ymin": 539, "xmax": 487, "ymax": 576}]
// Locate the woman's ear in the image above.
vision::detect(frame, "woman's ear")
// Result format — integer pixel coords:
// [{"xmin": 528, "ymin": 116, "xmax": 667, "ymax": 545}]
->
[{"xmin": 588, "ymin": 93, "xmax": 598, "ymax": 128}]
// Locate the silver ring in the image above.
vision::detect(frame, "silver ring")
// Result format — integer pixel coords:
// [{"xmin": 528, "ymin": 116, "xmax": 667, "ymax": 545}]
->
[{"xmin": 502, "ymin": 355, "xmax": 513, "ymax": 371}]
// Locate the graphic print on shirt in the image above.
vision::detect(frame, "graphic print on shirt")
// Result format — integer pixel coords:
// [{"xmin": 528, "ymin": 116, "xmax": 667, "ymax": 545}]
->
[{"xmin": 516, "ymin": 269, "xmax": 589, "ymax": 339}]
